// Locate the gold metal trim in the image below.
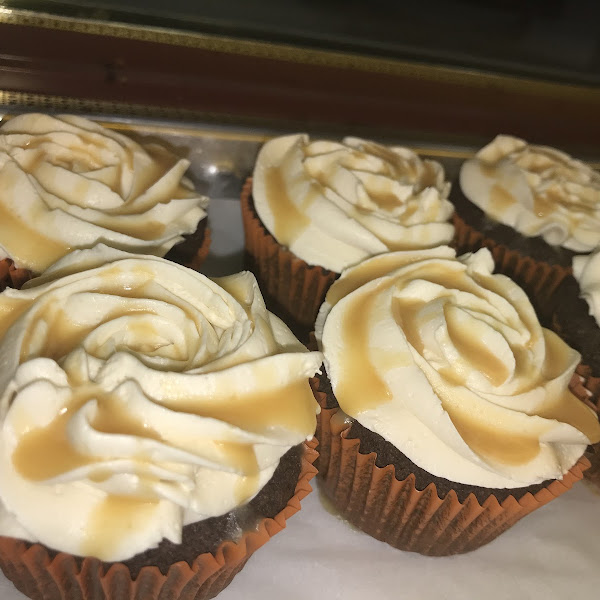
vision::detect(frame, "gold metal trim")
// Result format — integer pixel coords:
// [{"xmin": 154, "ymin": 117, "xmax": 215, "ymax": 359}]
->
[
  {"xmin": 2, "ymin": 90, "xmax": 600, "ymax": 167},
  {"xmin": 0, "ymin": 90, "xmax": 473, "ymax": 157},
  {"xmin": 0, "ymin": 90, "xmax": 274, "ymax": 141},
  {"xmin": 1, "ymin": 7, "xmax": 599, "ymax": 103}
]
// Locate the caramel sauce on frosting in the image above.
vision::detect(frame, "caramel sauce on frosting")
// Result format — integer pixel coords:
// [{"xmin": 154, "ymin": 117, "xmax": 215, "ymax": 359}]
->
[
  {"xmin": 316, "ymin": 247, "xmax": 599, "ymax": 488},
  {"xmin": 0, "ymin": 246, "xmax": 322, "ymax": 561},
  {"xmin": 264, "ymin": 166, "xmax": 311, "ymax": 247},
  {"xmin": 0, "ymin": 169, "xmax": 71, "ymax": 268}
]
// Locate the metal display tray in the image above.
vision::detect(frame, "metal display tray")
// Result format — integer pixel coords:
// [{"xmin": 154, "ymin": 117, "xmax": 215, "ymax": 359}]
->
[{"xmin": 0, "ymin": 115, "xmax": 598, "ymax": 600}]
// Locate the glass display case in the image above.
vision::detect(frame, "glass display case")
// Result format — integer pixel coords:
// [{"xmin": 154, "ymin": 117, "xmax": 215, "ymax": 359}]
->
[
  {"xmin": 0, "ymin": 0, "xmax": 599, "ymax": 150},
  {"xmin": 0, "ymin": 3, "xmax": 598, "ymax": 600}
]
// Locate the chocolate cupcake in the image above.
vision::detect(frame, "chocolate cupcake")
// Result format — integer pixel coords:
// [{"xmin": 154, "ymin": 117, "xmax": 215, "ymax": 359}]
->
[
  {"xmin": 0, "ymin": 245, "xmax": 322, "ymax": 599},
  {"xmin": 452, "ymin": 135, "xmax": 600, "ymax": 304},
  {"xmin": 549, "ymin": 253, "xmax": 600, "ymax": 375},
  {"xmin": 242, "ymin": 134, "xmax": 454, "ymax": 336},
  {"xmin": 314, "ymin": 247, "xmax": 599, "ymax": 555},
  {"xmin": 548, "ymin": 250, "xmax": 600, "ymax": 486},
  {"xmin": 0, "ymin": 113, "xmax": 210, "ymax": 283}
]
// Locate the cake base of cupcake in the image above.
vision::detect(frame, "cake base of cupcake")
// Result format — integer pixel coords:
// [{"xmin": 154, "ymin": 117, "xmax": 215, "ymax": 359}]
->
[
  {"xmin": 548, "ymin": 276, "xmax": 600, "ymax": 374},
  {"xmin": 163, "ymin": 219, "xmax": 211, "ymax": 272},
  {"xmin": 451, "ymin": 187, "xmax": 571, "ymax": 318},
  {"xmin": 241, "ymin": 178, "xmax": 338, "ymax": 339},
  {"xmin": 0, "ymin": 440, "xmax": 318, "ymax": 600},
  {"xmin": 544, "ymin": 273, "xmax": 600, "ymax": 489},
  {"xmin": 0, "ymin": 259, "xmax": 32, "ymax": 292},
  {"xmin": 312, "ymin": 373, "xmax": 590, "ymax": 556}
]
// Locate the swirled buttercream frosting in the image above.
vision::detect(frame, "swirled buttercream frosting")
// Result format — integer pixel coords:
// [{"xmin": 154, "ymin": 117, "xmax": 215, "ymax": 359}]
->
[
  {"xmin": 460, "ymin": 135, "xmax": 600, "ymax": 252},
  {"xmin": 0, "ymin": 113, "xmax": 209, "ymax": 272},
  {"xmin": 316, "ymin": 246, "xmax": 600, "ymax": 488},
  {"xmin": 573, "ymin": 249, "xmax": 600, "ymax": 327},
  {"xmin": 0, "ymin": 245, "xmax": 322, "ymax": 561},
  {"xmin": 252, "ymin": 134, "xmax": 454, "ymax": 272}
]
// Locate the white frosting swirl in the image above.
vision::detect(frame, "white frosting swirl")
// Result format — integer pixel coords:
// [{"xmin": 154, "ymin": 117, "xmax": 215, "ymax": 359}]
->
[
  {"xmin": 316, "ymin": 247, "xmax": 599, "ymax": 488},
  {"xmin": 252, "ymin": 134, "xmax": 454, "ymax": 272},
  {"xmin": 0, "ymin": 246, "xmax": 322, "ymax": 561},
  {"xmin": 573, "ymin": 249, "xmax": 600, "ymax": 327},
  {"xmin": 460, "ymin": 135, "xmax": 600, "ymax": 252},
  {"xmin": 0, "ymin": 114, "xmax": 209, "ymax": 272}
]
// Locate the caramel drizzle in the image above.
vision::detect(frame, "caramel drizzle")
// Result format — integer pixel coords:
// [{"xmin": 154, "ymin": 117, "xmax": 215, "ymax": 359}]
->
[
  {"xmin": 333, "ymin": 262, "xmax": 600, "ymax": 467},
  {"xmin": 264, "ymin": 166, "xmax": 312, "ymax": 247}
]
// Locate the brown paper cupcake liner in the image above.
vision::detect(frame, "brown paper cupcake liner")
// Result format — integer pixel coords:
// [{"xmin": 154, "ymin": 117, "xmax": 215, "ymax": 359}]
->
[
  {"xmin": 452, "ymin": 212, "xmax": 570, "ymax": 319},
  {"xmin": 0, "ymin": 439, "xmax": 318, "ymax": 600},
  {"xmin": 0, "ymin": 258, "xmax": 33, "ymax": 292},
  {"xmin": 241, "ymin": 178, "xmax": 338, "ymax": 334},
  {"xmin": 312, "ymin": 375, "xmax": 590, "ymax": 556}
]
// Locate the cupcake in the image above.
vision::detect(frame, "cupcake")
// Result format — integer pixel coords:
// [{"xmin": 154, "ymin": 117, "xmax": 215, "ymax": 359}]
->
[
  {"xmin": 242, "ymin": 134, "xmax": 454, "ymax": 334},
  {"xmin": 453, "ymin": 135, "xmax": 600, "ymax": 303},
  {"xmin": 549, "ymin": 249, "xmax": 600, "ymax": 486},
  {"xmin": 313, "ymin": 246, "xmax": 599, "ymax": 556},
  {"xmin": 0, "ymin": 245, "xmax": 321, "ymax": 599},
  {"xmin": 0, "ymin": 113, "xmax": 210, "ymax": 286}
]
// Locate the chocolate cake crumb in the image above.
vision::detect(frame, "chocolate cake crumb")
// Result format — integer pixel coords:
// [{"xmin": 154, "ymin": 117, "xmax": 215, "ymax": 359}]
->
[
  {"xmin": 163, "ymin": 218, "xmax": 208, "ymax": 267},
  {"xmin": 451, "ymin": 184, "xmax": 576, "ymax": 268},
  {"xmin": 38, "ymin": 444, "xmax": 302, "ymax": 577},
  {"xmin": 322, "ymin": 379, "xmax": 552, "ymax": 505}
]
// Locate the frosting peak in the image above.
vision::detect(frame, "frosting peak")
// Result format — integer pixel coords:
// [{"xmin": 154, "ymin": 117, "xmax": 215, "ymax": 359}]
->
[
  {"xmin": 460, "ymin": 135, "xmax": 600, "ymax": 252},
  {"xmin": 0, "ymin": 246, "xmax": 322, "ymax": 561},
  {"xmin": 0, "ymin": 114, "xmax": 209, "ymax": 272},
  {"xmin": 316, "ymin": 247, "xmax": 599, "ymax": 488},
  {"xmin": 253, "ymin": 134, "xmax": 454, "ymax": 272}
]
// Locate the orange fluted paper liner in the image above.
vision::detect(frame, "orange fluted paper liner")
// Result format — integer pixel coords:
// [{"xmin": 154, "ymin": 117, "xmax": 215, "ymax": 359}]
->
[
  {"xmin": 452, "ymin": 212, "xmax": 569, "ymax": 315},
  {"xmin": 312, "ymin": 375, "xmax": 589, "ymax": 556},
  {"xmin": 0, "ymin": 258, "xmax": 32, "ymax": 292},
  {"xmin": 241, "ymin": 178, "xmax": 338, "ymax": 332},
  {"xmin": 0, "ymin": 440, "xmax": 318, "ymax": 600},
  {"xmin": 570, "ymin": 364, "xmax": 600, "ymax": 489}
]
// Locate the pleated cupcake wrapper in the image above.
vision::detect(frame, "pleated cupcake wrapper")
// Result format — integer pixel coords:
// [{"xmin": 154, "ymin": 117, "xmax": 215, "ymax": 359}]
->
[
  {"xmin": 0, "ymin": 258, "xmax": 32, "ymax": 292},
  {"xmin": 0, "ymin": 439, "xmax": 318, "ymax": 600},
  {"xmin": 570, "ymin": 364, "xmax": 600, "ymax": 489},
  {"xmin": 311, "ymin": 375, "xmax": 590, "ymax": 556},
  {"xmin": 452, "ymin": 212, "xmax": 570, "ymax": 319},
  {"xmin": 241, "ymin": 178, "xmax": 338, "ymax": 334}
]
